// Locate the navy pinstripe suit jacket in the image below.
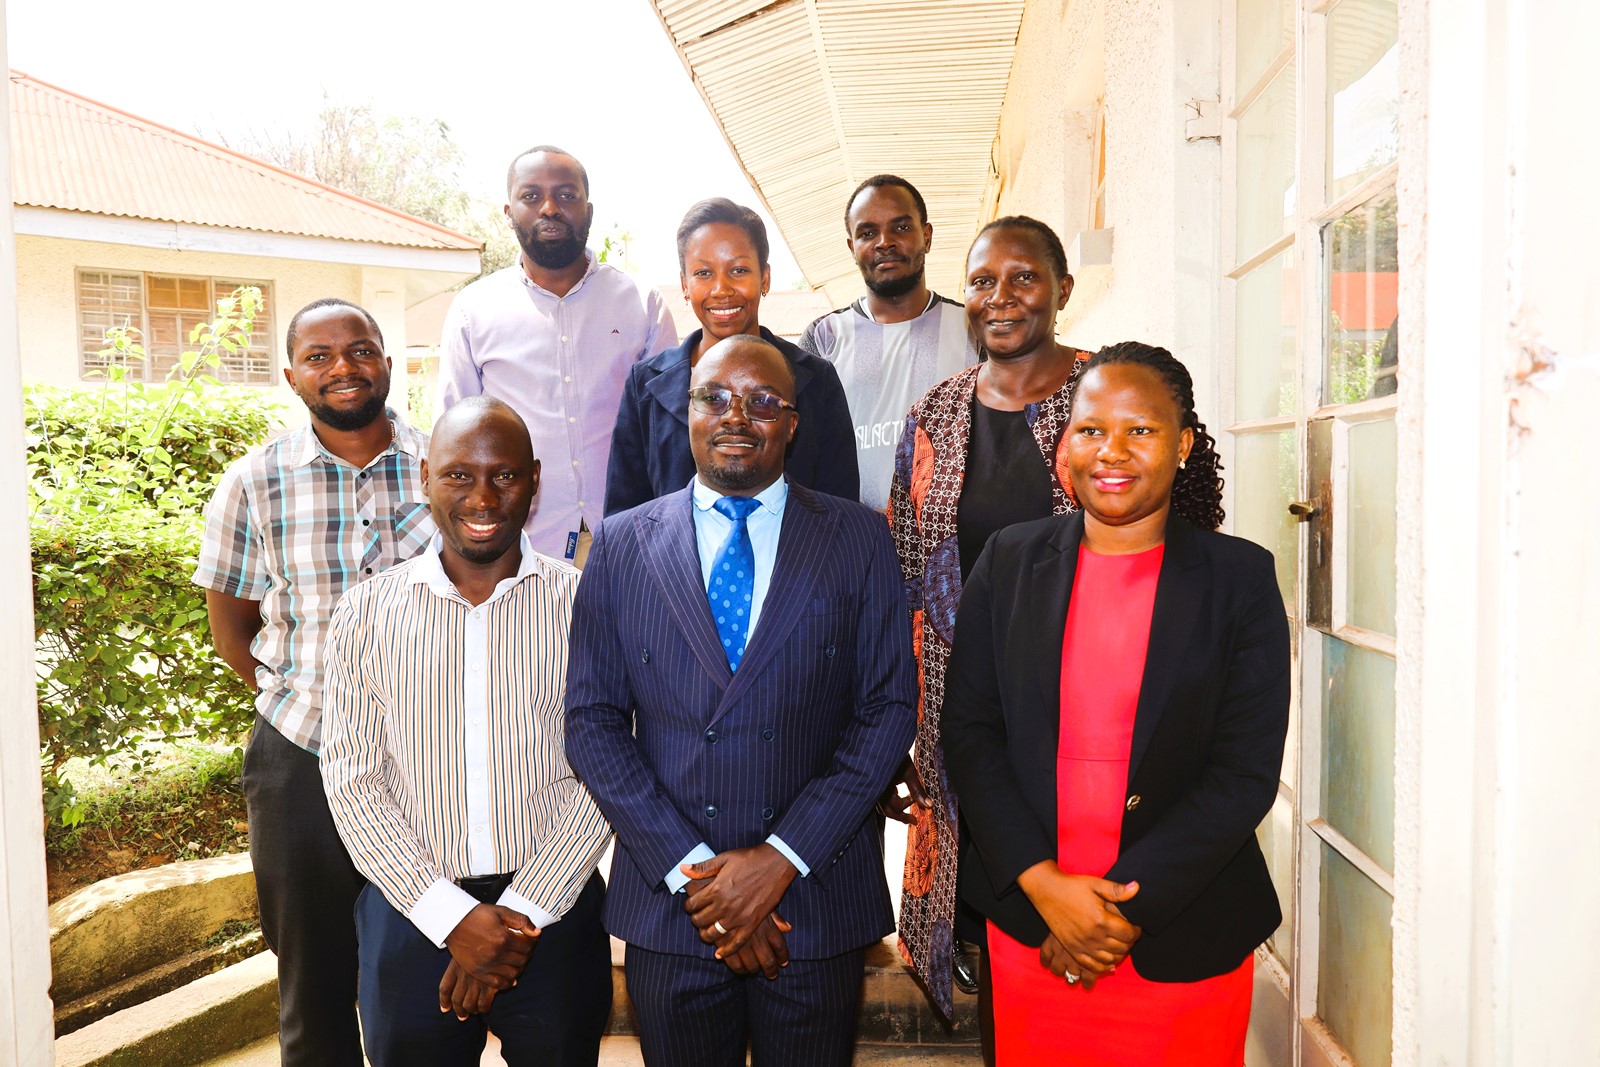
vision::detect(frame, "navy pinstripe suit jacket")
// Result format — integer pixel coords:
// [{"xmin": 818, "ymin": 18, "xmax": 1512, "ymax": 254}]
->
[{"xmin": 565, "ymin": 481, "xmax": 918, "ymax": 959}]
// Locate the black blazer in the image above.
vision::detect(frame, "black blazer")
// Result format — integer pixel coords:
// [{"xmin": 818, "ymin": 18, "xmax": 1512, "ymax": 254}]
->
[
  {"xmin": 940, "ymin": 511, "xmax": 1290, "ymax": 982},
  {"xmin": 602, "ymin": 326, "xmax": 860, "ymax": 515}
]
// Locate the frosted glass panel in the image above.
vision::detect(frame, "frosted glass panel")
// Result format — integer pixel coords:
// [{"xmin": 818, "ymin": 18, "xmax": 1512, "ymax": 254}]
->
[
  {"xmin": 1236, "ymin": 64, "xmax": 1297, "ymax": 261},
  {"xmin": 1231, "ymin": 429, "xmax": 1298, "ymax": 608},
  {"xmin": 1321, "ymin": 636, "xmax": 1395, "ymax": 871},
  {"xmin": 1327, "ymin": 0, "xmax": 1399, "ymax": 199},
  {"xmin": 1234, "ymin": 248, "xmax": 1298, "ymax": 421},
  {"xmin": 1255, "ymin": 793, "xmax": 1295, "ymax": 961},
  {"xmin": 1325, "ymin": 192, "xmax": 1400, "ymax": 404},
  {"xmin": 1348, "ymin": 418, "xmax": 1397, "ymax": 635},
  {"xmin": 1237, "ymin": 0, "xmax": 1293, "ymax": 96},
  {"xmin": 1319, "ymin": 844, "xmax": 1393, "ymax": 1067}
]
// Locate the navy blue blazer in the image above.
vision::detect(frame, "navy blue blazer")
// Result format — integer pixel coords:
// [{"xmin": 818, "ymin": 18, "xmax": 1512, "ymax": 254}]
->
[
  {"xmin": 941, "ymin": 511, "xmax": 1291, "ymax": 982},
  {"xmin": 602, "ymin": 327, "xmax": 860, "ymax": 516},
  {"xmin": 565, "ymin": 481, "xmax": 917, "ymax": 959}
]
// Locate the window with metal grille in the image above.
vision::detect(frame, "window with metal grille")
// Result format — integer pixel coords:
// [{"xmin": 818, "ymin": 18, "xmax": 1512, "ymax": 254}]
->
[{"xmin": 77, "ymin": 271, "xmax": 275, "ymax": 384}]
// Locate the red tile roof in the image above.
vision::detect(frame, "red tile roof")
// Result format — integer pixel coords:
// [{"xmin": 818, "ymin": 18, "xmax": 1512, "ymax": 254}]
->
[{"xmin": 8, "ymin": 70, "xmax": 480, "ymax": 252}]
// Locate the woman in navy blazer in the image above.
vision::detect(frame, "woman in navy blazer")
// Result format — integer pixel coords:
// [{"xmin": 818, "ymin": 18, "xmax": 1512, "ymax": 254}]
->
[
  {"xmin": 604, "ymin": 198, "xmax": 858, "ymax": 515},
  {"xmin": 941, "ymin": 343, "xmax": 1291, "ymax": 1064}
]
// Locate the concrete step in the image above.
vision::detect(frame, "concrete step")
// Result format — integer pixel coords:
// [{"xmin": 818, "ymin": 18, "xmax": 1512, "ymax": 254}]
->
[{"xmin": 207, "ymin": 1033, "xmax": 982, "ymax": 1066}]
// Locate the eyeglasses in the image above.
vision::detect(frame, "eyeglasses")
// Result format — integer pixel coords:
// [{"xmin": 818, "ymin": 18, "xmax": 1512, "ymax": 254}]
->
[{"xmin": 688, "ymin": 386, "xmax": 796, "ymax": 422}]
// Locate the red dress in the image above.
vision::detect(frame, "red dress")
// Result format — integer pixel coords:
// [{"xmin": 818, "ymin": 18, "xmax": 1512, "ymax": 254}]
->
[{"xmin": 987, "ymin": 544, "xmax": 1253, "ymax": 1066}]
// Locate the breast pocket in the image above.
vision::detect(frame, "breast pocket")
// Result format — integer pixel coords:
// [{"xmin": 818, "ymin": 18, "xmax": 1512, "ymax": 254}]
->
[
  {"xmin": 804, "ymin": 594, "xmax": 856, "ymax": 667},
  {"xmin": 391, "ymin": 500, "xmax": 435, "ymax": 561}
]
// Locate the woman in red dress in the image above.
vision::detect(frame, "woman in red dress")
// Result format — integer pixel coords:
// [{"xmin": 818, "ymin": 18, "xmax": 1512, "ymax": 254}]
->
[{"xmin": 940, "ymin": 342, "xmax": 1291, "ymax": 1065}]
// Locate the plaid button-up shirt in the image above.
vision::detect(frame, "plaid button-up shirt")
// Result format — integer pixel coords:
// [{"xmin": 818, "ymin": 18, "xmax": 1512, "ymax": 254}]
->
[{"xmin": 193, "ymin": 414, "xmax": 432, "ymax": 753}]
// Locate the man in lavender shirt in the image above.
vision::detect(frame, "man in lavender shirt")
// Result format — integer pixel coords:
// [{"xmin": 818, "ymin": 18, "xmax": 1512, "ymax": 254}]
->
[{"xmin": 438, "ymin": 146, "xmax": 677, "ymax": 565}]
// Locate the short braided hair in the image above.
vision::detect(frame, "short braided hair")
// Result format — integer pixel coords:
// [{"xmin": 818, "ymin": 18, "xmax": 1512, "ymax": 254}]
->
[
  {"xmin": 1077, "ymin": 342, "xmax": 1225, "ymax": 531},
  {"xmin": 973, "ymin": 215, "xmax": 1071, "ymax": 284}
]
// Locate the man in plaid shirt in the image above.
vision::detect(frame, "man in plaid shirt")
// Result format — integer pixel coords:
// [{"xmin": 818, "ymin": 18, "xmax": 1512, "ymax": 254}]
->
[{"xmin": 195, "ymin": 298, "xmax": 433, "ymax": 1066}]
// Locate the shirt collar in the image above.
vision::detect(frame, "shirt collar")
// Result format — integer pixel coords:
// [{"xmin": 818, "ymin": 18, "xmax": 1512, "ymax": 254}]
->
[
  {"xmin": 291, "ymin": 408, "xmax": 419, "ymax": 469},
  {"xmin": 518, "ymin": 249, "xmax": 598, "ymax": 298},
  {"xmin": 409, "ymin": 532, "xmax": 543, "ymax": 605},
  {"xmin": 692, "ymin": 474, "xmax": 788, "ymax": 517}
]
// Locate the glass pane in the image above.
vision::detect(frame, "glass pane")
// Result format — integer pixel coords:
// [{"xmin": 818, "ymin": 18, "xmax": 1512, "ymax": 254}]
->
[
  {"xmin": 1235, "ymin": 62, "xmax": 1297, "ymax": 262},
  {"xmin": 1318, "ymin": 843, "xmax": 1394, "ymax": 1067},
  {"xmin": 1234, "ymin": 247, "xmax": 1298, "ymax": 420},
  {"xmin": 1237, "ymin": 0, "xmax": 1293, "ymax": 97},
  {"xmin": 1231, "ymin": 429, "xmax": 1298, "ymax": 607},
  {"xmin": 1325, "ymin": 191, "xmax": 1399, "ymax": 404},
  {"xmin": 1255, "ymin": 792, "xmax": 1295, "ymax": 961},
  {"xmin": 1327, "ymin": 0, "xmax": 1400, "ymax": 199},
  {"xmin": 1348, "ymin": 418, "xmax": 1397, "ymax": 634},
  {"xmin": 1321, "ymin": 635, "xmax": 1395, "ymax": 870}
]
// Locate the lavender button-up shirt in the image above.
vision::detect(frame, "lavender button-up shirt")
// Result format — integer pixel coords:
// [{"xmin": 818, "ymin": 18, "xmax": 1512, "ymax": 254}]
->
[{"xmin": 437, "ymin": 253, "xmax": 677, "ymax": 559}]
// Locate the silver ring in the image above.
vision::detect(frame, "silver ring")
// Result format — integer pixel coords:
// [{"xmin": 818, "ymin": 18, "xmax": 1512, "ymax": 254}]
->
[
  {"xmin": 713, "ymin": 920, "xmax": 728, "ymax": 935},
  {"xmin": 1065, "ymin": 972, "xmax": 1081, "ymax": 984}
]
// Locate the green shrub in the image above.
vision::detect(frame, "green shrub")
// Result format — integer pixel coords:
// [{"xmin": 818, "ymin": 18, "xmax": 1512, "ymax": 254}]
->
[{"xmin": 29, "ymin": 287, "xmax": 279, "ymax": 823}]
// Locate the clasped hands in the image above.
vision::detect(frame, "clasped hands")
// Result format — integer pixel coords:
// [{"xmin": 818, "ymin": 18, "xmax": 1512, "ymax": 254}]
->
[
  {"xmin": 1017, "ymin": 861, "xmax": 1142, "ymax": 990},
  {"xmin": 438, "ymin": 902, "xmax": 539, "ymax": 1020},
  {"xmin": 682, "ymin": 842, "xmax": 798, "ymax": 980}
]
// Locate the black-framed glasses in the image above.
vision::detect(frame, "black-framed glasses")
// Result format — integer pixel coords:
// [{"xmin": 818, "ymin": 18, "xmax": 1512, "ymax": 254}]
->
[{"xmin": 688, "ymin": 386, "xmax": 796, "ymax": 422}]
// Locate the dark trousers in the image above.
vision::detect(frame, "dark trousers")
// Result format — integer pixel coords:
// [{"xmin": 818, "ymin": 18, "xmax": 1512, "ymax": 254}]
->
[
  {"xmin": 356, "ymin": 871, "xmax": 612, "ymax": 1067},
  {"xmin": 625, "ymin": 943, "xmax": 868, "ymax": 1067},
  {"xmin": 242, "ymin": 714, "xmax": 365, "ymax": 1066}
]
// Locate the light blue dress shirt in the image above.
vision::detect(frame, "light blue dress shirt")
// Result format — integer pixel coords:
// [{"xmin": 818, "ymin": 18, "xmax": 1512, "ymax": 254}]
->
[{"xmin": 664, "ymin": 475, "xmax": 811, "ymax": 892}]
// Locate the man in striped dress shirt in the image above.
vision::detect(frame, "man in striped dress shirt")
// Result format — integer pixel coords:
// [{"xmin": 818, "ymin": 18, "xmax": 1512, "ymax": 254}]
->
[
  {"xmin": 321, "ymin": 397, "xmax": 612, "ymax": 1067},
  {"xmin": 196, "ymin": 299, "xmax": 433, "ymax": 1066}
]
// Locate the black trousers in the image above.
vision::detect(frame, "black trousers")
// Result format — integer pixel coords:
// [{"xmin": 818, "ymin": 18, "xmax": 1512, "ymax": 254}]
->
[
  {"xmin": 242, "ymin": 714, "xmax": 365, "ymax": 1066},
  {"xmin": 624, "ymin": 943, "xmax": 868, "ymax": 1067},
  {"xmin": 356, "ymin": 871, "xmax": 612, "ymax": 1066}
]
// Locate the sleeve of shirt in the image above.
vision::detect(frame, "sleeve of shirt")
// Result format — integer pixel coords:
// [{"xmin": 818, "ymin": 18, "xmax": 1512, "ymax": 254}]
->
[
  {"xmin": 642, "ymin": 285, "xmax": 679, "ymax": 360},
  {"xmin": 192, "ymin": 462, "xmax": 268, "ymax": 599},
  {"xmin": 663, "ymin": 842, "xmax": 716, "ymax": 894},
  {"xmin": 436, "ymin": 291, "xmax": 483, "ymax": 412},
  {"xmin": 764, "ymin": 835, "xmax": 810, "ymax": 877},
  {"xmin": 319, "ymin": 587, "xmax": 459, "ymax": 943},
  {"xmin": 796, "ymin": 314, "xmax": 826, "ymax": 359},
  {"xmin": 502, "ymin": 771, "xmax": 612, "ymax": 924}
]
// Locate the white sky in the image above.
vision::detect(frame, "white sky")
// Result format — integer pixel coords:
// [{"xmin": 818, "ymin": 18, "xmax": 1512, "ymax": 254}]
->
[{"xmin": 4, "ymin": 0, "xmax": 807, "ymax": 288}]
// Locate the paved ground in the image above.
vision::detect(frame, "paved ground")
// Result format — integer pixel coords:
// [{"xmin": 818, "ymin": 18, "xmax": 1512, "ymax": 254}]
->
[{"xmin": 206, "ymin": 1034, "xmax": 981, "ymax": 1065}]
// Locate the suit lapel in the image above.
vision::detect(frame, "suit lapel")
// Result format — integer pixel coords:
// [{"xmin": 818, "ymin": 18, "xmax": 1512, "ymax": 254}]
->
[
  {"xmin": 1126, "ymin": 516, "xmax": 1205, "ymax": 781},
  {"xmin": 642, "ymin": 335, "xmax": 697, "ymax": 429},
  {"xmin": 715, "ymin": 484, "xmax": 831, "ymax": 719},
  {"xmin": 1030, "ymin": 513, "xmax": 1084, "ymax": 763},
  {"xmin": 641, "ymin": 491, "xmax": 731, "ymax": 689}
]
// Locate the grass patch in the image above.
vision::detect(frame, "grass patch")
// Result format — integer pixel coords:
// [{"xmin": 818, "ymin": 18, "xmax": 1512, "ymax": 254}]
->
[{"xmin": 45, "ymin": 740, "xmax": 250, "ymax": 903}]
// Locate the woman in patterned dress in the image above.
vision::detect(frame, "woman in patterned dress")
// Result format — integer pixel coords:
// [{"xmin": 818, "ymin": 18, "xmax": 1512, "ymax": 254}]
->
[{"xmin": 886, "ymin": 216, "xmax": 1087, "ymax": 1042}]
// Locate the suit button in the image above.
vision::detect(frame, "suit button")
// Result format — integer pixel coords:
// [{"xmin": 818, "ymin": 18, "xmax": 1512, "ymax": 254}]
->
[
  {"xmin": 761, "ymin": 807, "xmax": 775, "ymax": 821},
  {"xmin": 705, "ymin": 729, "xmax": 718, "ymax": 744},
  {"xmin": 1125, "ymin": 794, "xmax": 1141, "ymax": 812},
  {"xmin": 705, "ymin": 805, "xmax": 718, "ymax": 820},
  {"xmin": 641, "ymin": 649, "xmax": 650, "ymax": 663},
  {"xmin": 761, "ymin": 727, "xmax": 774, "ymax": 741},
  {"xmin": 824, "ymin": 644, "xmax": 836, "ymax": 659}
]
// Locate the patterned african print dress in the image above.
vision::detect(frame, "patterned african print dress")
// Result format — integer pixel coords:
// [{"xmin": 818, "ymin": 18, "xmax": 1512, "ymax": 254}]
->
[{"xmin": 887, "ymin": 356, "xmax": 1086, "ymax": 1016}]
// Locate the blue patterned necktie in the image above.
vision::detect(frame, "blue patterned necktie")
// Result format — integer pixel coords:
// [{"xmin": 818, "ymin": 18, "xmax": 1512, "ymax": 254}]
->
[{"xmin": 708, "ymin": 496, "xmax": 761, "ymax": 671}]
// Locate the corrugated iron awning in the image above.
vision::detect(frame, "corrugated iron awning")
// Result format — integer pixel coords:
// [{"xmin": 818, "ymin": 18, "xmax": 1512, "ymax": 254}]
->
[{"xmin": 650, "ymin": 0, "xmax": 1025, "ymax": 306}]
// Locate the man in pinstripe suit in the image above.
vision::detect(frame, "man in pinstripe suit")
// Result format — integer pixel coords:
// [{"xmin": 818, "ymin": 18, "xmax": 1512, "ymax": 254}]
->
[
  {"xmin": 322, "ymin": 398, "xmax": 613, "ymax": 1066},
  {"xmin": 566, "ymin": 336, "xmax": 918, "ymax": 1067}
]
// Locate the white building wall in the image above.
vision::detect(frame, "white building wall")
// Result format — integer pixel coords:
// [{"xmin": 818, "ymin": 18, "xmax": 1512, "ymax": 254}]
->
[{"xmin": 13, "ymin": 234, "xmax": 423, "ymax": 423}]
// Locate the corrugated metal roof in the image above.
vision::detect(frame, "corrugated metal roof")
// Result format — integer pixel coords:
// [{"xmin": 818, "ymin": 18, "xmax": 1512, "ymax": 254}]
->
[
  {"xmin": 8, "ymin": 70, "xmax": 480, "ymax": 252},
  {"xmin": 650, "ymin": 0, "xmax": 1025, "ymax": 304}
]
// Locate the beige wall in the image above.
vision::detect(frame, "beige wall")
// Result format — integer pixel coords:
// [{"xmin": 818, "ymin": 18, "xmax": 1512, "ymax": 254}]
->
[{"xmin": 14, "ymin": 235, "xmax": 422, "ymax": 422}]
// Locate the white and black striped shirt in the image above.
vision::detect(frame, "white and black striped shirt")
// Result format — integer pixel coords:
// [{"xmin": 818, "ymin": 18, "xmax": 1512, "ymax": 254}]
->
[{"xmin": 320, "ymin": 534, "xmax": 610, "ymax": 947}]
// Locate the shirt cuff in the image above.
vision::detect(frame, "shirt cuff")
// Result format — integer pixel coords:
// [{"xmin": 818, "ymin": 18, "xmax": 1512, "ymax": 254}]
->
[
  {"xmin": 664, "ymin": 842, "xmax": 716, "ymax": 893},
  {"xmin": 497, "ymin": 887, "xmax": 560, "ymax": 930},
  {"xmin": 765, "ymin": 835, "xmax": 810, "ymax": 877},
  {"xmin": 409, "ymin": 878, "xmax": 481, "ymax": 948}
]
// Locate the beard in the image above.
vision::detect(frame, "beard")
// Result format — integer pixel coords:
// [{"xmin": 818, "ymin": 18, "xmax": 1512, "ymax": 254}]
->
[
  {"xmin": 514, "ymin": 214, "xmax": 592, "ymax": 271},
  {"xmin": 305, "ymin": 386, "xmax": 388, "ymax": 432},
  {"xmin": 863, "ymin": 262, "xmax": 925, "ymax": 299}
]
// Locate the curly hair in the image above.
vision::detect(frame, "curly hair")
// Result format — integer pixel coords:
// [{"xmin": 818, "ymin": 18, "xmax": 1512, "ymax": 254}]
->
[
  {"xmin": 845, "ymin": 174, "xmax": 929, "ymax": 228},
  {"xmin": 973, "ymin": 215, "xmax": 1071, "ymax": 283},
  {"xmin": 1075, "ymin": 341, "xmax": 1225, "ymax": 531}
]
